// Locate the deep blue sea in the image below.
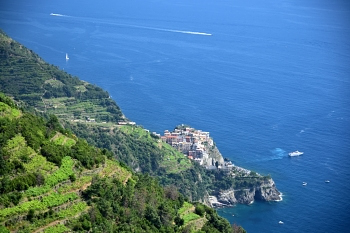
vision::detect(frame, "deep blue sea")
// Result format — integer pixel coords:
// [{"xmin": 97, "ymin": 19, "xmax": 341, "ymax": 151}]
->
[{"xmin": 1, "ymin": 0, "xmax": 350, "ymax": 232}]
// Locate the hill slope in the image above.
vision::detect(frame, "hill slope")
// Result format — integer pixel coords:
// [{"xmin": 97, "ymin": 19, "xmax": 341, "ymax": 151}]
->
[
  {"xmin": 0, "ymin": 29, "xmax": 280, "ymax": 206},
  {"xmin": 0, "ymin": 29, "xmax": 123, "ymax": 124},
  {"xmin": 0, "ymin": 93, "xmax": 243, "ymax": 233}
]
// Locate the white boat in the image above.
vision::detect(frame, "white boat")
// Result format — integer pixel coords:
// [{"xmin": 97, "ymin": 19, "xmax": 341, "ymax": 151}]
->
[
  {"xmin": 302, "ymin": 182, "xmax": 307, "ymax": 186},
  {"xmin": 279, "ymin": 221, "xmax": 284, "ymax": 224},
  {"xmin": 288, "ymin": 150, "xmax": 303, "ymax": 157},
  {"xmin": 325, "ymin": 180, "xmax": 330, "ymax": 183},
  {"xmin": 66, "ymin": 53, "xmax": 69, "ymax": 60}
]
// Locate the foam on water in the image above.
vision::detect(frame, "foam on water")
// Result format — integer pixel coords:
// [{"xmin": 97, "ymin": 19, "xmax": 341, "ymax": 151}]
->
[{"xmin": 50, "ymin": 13, "xmax": 68, "ymax": 17}]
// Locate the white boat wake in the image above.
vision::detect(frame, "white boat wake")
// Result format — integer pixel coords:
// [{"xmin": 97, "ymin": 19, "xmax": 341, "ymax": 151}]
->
[
  {"xmin": 50, "ymin": 13, "xmax": 68, "ymax": 17},
  {"xmin": 49, "ymin": 13, "xmax": 211, "ymax": 36},
  {"xmin": 118, "ymin": 23, "xmax": 212, "ymax": 36},
  {"xmin": 159, "ymin": 29, "xmax": 212, "ymax": 36}
]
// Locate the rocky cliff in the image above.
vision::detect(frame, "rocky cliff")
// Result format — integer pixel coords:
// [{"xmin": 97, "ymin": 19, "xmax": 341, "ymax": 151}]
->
[
  {"xmin": 205, "ymin": 143, "xmax": 282, "ymax": 207},
  {"xmin": 202, "ymin": 145, "xmax": 225, "ymax": 167},
  {"xmin": 208, "ymin": 178, "xmax": 281, "ymax": 207}
]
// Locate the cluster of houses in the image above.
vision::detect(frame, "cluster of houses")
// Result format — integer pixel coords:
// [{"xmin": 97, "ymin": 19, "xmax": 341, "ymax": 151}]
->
[
  {"xmin": 156, "ymin": 126, "xmax": 213, "ymax": 165},
  {"xmin": 156, "ymin": 126, "xmax": 236, "ymax": 170}
]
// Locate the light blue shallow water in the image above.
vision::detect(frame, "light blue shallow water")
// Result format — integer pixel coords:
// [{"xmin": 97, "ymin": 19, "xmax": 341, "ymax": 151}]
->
[{"xmin": 1, "ymin": 0, "xmax": 350, "ymax": 232}]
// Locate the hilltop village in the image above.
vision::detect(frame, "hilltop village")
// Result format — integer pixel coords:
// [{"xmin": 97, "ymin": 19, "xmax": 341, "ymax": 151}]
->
[{"xmin": 155, "ymin": 125, "xmax": 237, "ymax": 170}]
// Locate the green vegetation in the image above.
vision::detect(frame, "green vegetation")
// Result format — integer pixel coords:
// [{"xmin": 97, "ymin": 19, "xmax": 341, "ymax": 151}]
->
[
  {"xmin": 0, "ymin": 192, "xmax": 78, "ymax": 220},
  {"xmin": 0, "ymin": 102, "xmax": 20, "ymax": 119},
  {"xmin": 23, "ymin": 154, "xmax": 55, "ymax": 174},
  {"xmin": 0, "ymin": 30, "xmax": 123, "ymax": 123},
  {"xmin": 178, "ymin": 201, "xmax": 193, "ymax": 215},
  {"xmin": 57, "ymin": 176, "xmax": 92, "ymax": 194},
  {"xmin": 183, "ymin": 212, "xmax": 201, "ymax": 224},
  {"xmin": 0, "ymin": 30, "xmax": 256, "ymax": 232},
  {"xmin": 0, "ymin": 28, "xmax": 268, "ymax": 204},
  {"xmin": 43, "ymin": 224, "xmax": 70, "ymax": 233},
  {"xmin": 51, "ymin": 132, "xmax": 76, "ymax": 147},
  {"xmin": 44, "ymin": 156, "xmax": 74, "ymax": 187},
  {"xmin": 0, "ymin": 94, "xmax": 237, "ymax": 232}
]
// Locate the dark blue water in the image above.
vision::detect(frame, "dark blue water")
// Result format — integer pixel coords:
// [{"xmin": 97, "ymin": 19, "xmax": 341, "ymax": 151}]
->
[{"xmin": 1, "ymin": 0, "xmax": 350, "ymax": 232}]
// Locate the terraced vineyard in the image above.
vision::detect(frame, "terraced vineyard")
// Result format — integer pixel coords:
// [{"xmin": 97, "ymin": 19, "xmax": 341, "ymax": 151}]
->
[
  {"xmin": 0, "ymin": 96, "xmax": 131, "ymax": 232},
  {"xmin": 0, "ymin": 158, "xmax": 131, "ymax": 232},
  {"xmin": 178, "ymin": 202, "xmax": 206, "ymax": 231},
  {"xmin": 0, "ymin": 30, "xmax": 124, "ymax": 125},
  {"xmin": 0, "ymin": 139, "xmax": 131, "ymax": 232}
]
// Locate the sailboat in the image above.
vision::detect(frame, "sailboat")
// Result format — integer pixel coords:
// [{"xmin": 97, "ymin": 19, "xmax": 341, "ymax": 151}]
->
[{"xmin": 66, "ymin": 53, "xmax": 69, "ymax": 60}]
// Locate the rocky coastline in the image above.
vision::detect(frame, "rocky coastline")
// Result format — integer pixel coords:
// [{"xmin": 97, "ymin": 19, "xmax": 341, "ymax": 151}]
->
[
  {"xmin": 207, "ymin": 178, "xmax": 282, "ymax": 208},
  {"xmin": 205, "ymin": 147, "xmax": 282, "ymax": 207},
  {"xmin": 159, "ymin": 125, "xmax": 282, "ymax": 207}
]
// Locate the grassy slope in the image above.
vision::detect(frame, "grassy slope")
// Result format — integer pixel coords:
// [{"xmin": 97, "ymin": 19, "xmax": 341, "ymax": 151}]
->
[{"xmin": 119, "ymin": 125, "xmax": 192, "ymax": 174}]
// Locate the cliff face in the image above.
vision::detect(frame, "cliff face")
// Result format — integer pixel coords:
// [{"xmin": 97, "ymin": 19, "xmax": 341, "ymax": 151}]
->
[
  {"xmin": 255, "ymin": 179, "xmax": 282, "ymax": 201},
  {"xmin": 203, "ymin": 140, "xmax": 281, "ymax": 207},
  {"xmin": 202, "ymin": 145, "xmax": 225, "ymax": 167},
  {"xmin": 209, "ymin": 178, "xmax": 281, "ymax": 207}
]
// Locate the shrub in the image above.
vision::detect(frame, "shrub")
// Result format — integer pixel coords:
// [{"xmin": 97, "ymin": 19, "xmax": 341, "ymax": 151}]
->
[{"xmin": 195, "ymin": 204, "xmax": 205, "ymax": 217}]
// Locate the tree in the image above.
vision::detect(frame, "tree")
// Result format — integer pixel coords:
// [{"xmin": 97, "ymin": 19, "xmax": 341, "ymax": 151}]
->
[
  {"xmin": 195, "ymin": 204, "xmax": 205, "ymax": 217},
  {"xmin": 69, "ymin": 174, "xmax": 76, "ymax": 182},
  {"xmin": 174, "ymin": 215, "xmax": 184, "ymax": 226},
  {"xmin": 46, "ymin": 114, "xmax": 63, "ymax": 132},
  {"xmin": 27, "ymin": 209, "xmax": 35, "ymax": 222},
  {"xmin": 164, "ymin": 185, "xmax": 179, "ymax": 200},
  {"xmin": 145, "ymin": 206, "xmax": 161, "ymax": 228}
]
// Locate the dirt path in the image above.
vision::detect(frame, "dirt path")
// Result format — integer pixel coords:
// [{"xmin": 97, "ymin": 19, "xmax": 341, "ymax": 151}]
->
[
  {"xmin": 185, "ymin": 216, "xmax": 207, "ymax": 231},
  {"xmin": 62, "ymin": 137, "xmax": 68, "ymax": 145},
  {"xmin": 32, "ymin": 219, "xmax": 63, "ymax": 233},
  {"xmin": 50, "ymin": 132, "xmax": 61, "ymax": 141},
  {"xmin": 32, "ymin": 205, "xmax": 89, "ymax": 233},
  {"xmin": 122, "ymin": 174, "xmax": 132, "ymax": 185}
]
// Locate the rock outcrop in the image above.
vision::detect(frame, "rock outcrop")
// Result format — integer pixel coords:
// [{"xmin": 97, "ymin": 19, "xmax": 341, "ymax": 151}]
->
[
  {"xmin": 208, "ymin": 178, "xmax": 281, "ymax": 207},
  {"xmin": 254, "ymin": 178, "xmax": 281, "ymax": 201},
  {"xmin": 162, "ymin": 125, "xmax": 282, "ymax": 207},
  {"xmin": 202, "ymin": 145, "xmax": 225, "ymax": 167}
]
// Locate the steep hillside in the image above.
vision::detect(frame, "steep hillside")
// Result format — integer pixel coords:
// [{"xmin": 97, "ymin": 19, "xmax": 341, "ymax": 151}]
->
[
  {"xmin": 0, "ymin": 29, "xmax": 280, "ymax": 206},
  {"xmin": 0, "ymin": 29, "xmax": 123, "ymax": 124},
  {"xmin": 0, "ymin": 29, "xmax": 210, "ymax": 201},
  {"xmin": 0, "ymin": 93, "xmax": 242, "ymax": 233}
]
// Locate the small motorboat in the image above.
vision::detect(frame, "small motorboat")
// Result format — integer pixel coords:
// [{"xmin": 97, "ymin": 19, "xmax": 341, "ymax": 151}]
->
[
  {"xmin": 288, "ymin": 150, "xmax": 304, "ymax": 157},
  {"xmin": 302, "ymin": 182, "xmax": 307, "ymax": 186},
  {"xmin": 279, "ymin": 221, "xmax": 284, "ymax": 224},
  {"xmin": 325, "ymin": 180, "xmax": 330, "ymax": 183}
]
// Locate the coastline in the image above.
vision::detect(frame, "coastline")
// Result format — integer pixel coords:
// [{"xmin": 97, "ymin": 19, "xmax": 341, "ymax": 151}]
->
[{"xmin": 159, "ymin": 125, "xmax": 282, "ymax": 207}]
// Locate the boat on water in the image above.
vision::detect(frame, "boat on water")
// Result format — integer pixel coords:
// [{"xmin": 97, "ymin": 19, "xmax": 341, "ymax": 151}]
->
[
  {"xmin": 288, "ymin": 150, "xmax": 303, "ymax": 157},
  {"xmin": 302, "ymin": 182, "xmax": 307, "ymax": 186},
  {"xmin": 279, "ymin": 221, "xmax": 284, "ymax": 224},
  {"xmin": 66, "ymin": 53, "xmax": 69, "ymax": 60},
  {"xmin": 325, "ymin": 180, "xmax": 330, "ymax": 183}
]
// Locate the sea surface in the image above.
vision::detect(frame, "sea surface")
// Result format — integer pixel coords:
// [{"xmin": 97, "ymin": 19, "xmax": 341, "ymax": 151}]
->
[{"xmin": 1, "ymin": 0, "xmax": 350, "ymax": 232}]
